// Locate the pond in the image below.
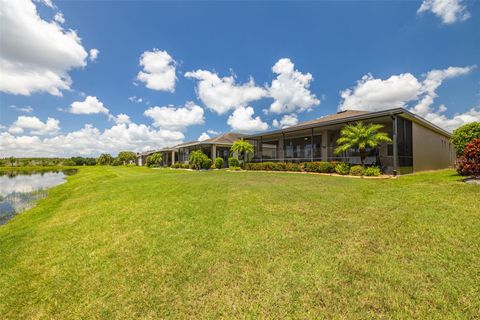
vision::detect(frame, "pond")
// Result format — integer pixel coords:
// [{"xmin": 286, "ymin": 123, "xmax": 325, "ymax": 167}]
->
[{"xmin": 0, "ymin": 169, "xmax": 77, "ymax": 225}]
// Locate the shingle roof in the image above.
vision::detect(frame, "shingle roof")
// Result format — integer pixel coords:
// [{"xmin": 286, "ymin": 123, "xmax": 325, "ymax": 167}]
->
[
  {"xmin": 202, "ymin": 132, "xmax": 246, "ymax": 144},
  {"xmin": 297, "ymin": 110, "xmax": 370, "ymax": 127}
]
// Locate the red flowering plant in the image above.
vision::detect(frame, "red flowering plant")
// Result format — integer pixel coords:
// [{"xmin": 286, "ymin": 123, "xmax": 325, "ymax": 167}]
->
[{"xmin": 456, "ymin": 138, "xmax": 480, "ymax": 177}]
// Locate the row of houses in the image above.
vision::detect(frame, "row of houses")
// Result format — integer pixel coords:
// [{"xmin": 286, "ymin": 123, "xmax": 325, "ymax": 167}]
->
[{"xmin": 137, "ymin": 107, "xmax": 456, "ymax": 174}]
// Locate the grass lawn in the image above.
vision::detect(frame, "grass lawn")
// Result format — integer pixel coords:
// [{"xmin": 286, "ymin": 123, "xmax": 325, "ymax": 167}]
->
[{"xmin": 0, "ymin": 167, "xmax": 479, "ymax": 318}]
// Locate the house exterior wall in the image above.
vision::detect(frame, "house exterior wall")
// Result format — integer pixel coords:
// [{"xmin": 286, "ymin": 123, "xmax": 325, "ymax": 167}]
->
[{"xmin": 412, "ymin": 122, "xmax": 455, "ymax": 172}]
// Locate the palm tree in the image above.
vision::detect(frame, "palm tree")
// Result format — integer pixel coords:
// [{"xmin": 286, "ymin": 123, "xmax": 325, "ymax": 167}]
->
[
  {"xmin": 335, "ymin": 122, "xmax": 392, "ymax": 166},
  {"xmin": 230, "ymin": 138, "xmax": 254, "ymax": 164}
]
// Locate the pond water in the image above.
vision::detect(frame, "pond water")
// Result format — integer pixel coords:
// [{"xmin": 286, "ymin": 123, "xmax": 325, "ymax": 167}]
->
[{"xmin": 0, "ymin": 169, "xmax": 77, "ymax": 225}]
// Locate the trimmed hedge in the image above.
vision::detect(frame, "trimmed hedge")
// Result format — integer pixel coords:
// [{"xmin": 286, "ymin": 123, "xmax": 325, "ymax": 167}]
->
[
  {"xmin": 349, "ymin": 165, "xmax": 365, "ymax": 176},
  {"xmin": 243, "ymin": 161, "xmax": 384, "ymax": 177},
  {"xmin": 214, "ymin": 157, "xmax": 224, "ymax": 169},
  {"xmin": 228, "ymin": 157, "xmax": 240, "ymax": 168}
]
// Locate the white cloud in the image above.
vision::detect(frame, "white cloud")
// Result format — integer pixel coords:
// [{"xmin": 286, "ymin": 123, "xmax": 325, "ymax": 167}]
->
[
  {"xmin": 8, "ymin": 116, "xmax": 60, "ymax": 135},
  {"xmin": 340, "ymin": 73, "xmax": 422, "ymax": 111},
  {"xmin": 137, "ymin": 49, "xmax": 177, "ymax": 92},
  {"xmin": 128, "ymin": 96, "xmax": 143, "ymax": 103},
  {"xmin": 412, "ymin": 66, "xmax": 475, "ymax": 116},
  {"xmin": 0, "ymin": 0, "xmax": 88, "ymax": 96},
  {"xmin": 272, "ymin": 114, "xmax": 299, "ymax": 129},
  {"xmin": 207, "ymin": 129, "xmax": 220, "ymax": 135},
  {"xmin": 185, "ymin": 69, "xmax": 267, "ymax": 114},
  {"xmin": 0, "ymin": 123, "xmax": 185, "ymax": 157},
  {"xmin": 418, "ymin": 0, "xmax": 470, "ymax": 24},
  {"xmin": 112, "ymin": 113, "xmax": 131, "ymax": 124},
  {"xmin": 69, "ymin": 96, "xmax": 109, "ymax": 114},
  {"xmin": 9, "ymin": 105, "xmax": 33, "ymax": 113},
  {"xmin": 423, "ymin": 106, "xmax": 480, "ymax": 132},
  {"xmin": 339, "ymin": 65, "xmax": 477, "ymax": 132},
  {"xmin": 268, "ymin": 58, "xmax": 320, "ymax": 114},
  {"xmin": 89, "ymin": 48, "xmax": 99, "ymax": 62},
  {"xmin": 53, "ymin": 12, "xmax": 64, "ymax": 24},
  {"xmin": 144, "ymin": 101, "xmax": 204, "ymax": 131},
  {"xmin": 227, "ymin": 106, "xmax": 268, "ymax": 133},
  {"xmin": 198, "ymin": 132, "xmax": 210, "ymax": 141}
]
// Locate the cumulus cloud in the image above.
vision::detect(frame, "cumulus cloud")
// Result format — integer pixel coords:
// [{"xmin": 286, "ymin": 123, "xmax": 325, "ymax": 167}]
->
[
  {"xmin": 272, "ymin": 114, "xmax": 299, "ymax": 129},
  {"xmin": 0, "ymin": 123, "xmax": 185, "ymax": 157},
  {"xmin": 339, "ymin": 65, "xmax": 477, "ymax": 131},
  {"xmin": 198, "ymin": 132, "xmax": 210, "ymax": 141},
  {"xmin": 185, "ymin": 69, "xmax": 267, "ymax": 114},
  {"xmin": 8, "ymin": 116, "xmax": 60, "ymax": 135},
  {"xmin": 89, "ymin": 48, "xmax": 99, "ymax": 62},
  {"xmin": 53, "ymin": 12, "xmax": 64, "ymax": 24},
  {"xmin": 417, "ymin": 0, "xmax": 470, "ymax": 24},
  {"xmin": 227, "ymin": 106, "xmax": 268, "ymax": 133},
  {"xmin": 0, "ymin": 0, "xmax": 88, "ymax": 96},
  {"xmin": 267, "ymin": 58, "xmax": 320, "ymax": 114},
  {"xmin": 207, "ymin": 129, "xmax": 220, "ymax": 135},
  {"xmin": 69, "ymin": 96, "xmax": 109, "ymax": 114},
  {"xmin": 144, "ymin": 101, "xmax": 204, "ymax": 131},
  {"xmin": 112, "ymin": 113, "xmax": 131, "ymax": 124},
  {"xmin": 9, "ymin": 105, "xmax": 33, "ymax": 113},
  {"xmin": 340, "ymin": 73, "xmax": 423, "ymax": 111},
  {"xmin": 137, "ymin": 49, "xmax": 177, "ymax": 92}
]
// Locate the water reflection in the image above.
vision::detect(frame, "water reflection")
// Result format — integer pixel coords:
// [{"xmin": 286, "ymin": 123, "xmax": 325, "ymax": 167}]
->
[{"xmin": 0, "ymin": 169, "xmax": 77, "ymax": 225}]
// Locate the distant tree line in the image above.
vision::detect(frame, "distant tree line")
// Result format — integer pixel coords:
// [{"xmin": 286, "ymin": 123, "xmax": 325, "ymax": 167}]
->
[{"xmin": 0, "ymin": 151, "xmax": 138, "ymax": 167}]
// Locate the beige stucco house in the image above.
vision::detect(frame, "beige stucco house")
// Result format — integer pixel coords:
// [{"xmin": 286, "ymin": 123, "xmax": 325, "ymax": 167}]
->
[
  {"xmin": 137, "ymin": 108, "xmax": 455, "ymax": 174},
  {"xmin": 245, "ymin": 108, "xmax": 455, "ymax": 174}
]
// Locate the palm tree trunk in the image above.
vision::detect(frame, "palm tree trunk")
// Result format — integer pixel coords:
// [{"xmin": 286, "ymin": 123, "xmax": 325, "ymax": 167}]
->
[{"xmin": 360, "ymin": 149, "xmax": 366, "ymax": 166}]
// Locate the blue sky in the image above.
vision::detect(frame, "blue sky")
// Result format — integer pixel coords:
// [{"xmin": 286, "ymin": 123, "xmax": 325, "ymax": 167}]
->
[{"xmin": 1, "ymin": 0, "xmax": 479, "ymax": 157}]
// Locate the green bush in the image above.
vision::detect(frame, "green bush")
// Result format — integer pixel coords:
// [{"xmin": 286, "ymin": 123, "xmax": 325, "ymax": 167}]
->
[
  {"xmin": 112, "ymin": 158, "xmax": 121, "ymax": 166},
  {"xmin": 303, "ymin": 161, "xmax": 335, "ymax": 173},
  {"xmin": 364, "ymin": 166, "xmax": 381, "ymax": 176},
  {"xmin": 214, "ymin": 157, "xmax": 224, "ymax": 169},
  {"xmin": 285, "ymin": 162, "xmax": 302, "ymax": 172},
  {"xmin": 228, "ymin": 157, "xmax": 240, "ymax": 168},
  {"xmin": 202, "ymin": 158, "xmax": 212, "ymax": 170},
  {"xmin": 451, "ymin": 122, "xmax": 480, "ymax": 156},
  {"xmin": 189, "ymin": 150, "xmax": 211, "ymax": 170},
  {"xmin": 349, "ymin": 165, "xmax": 365, "ymax": 176},
  {"xmin": 335, "ymin": 162, "xmax": 350, "ymax": 175},
  {"xmin": 146, "ymin": 152, "xmax": 162, "ymax": 167}
]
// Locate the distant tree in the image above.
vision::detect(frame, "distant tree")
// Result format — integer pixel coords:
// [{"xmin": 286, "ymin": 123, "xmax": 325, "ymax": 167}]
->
[
  {"xmin": 335, "ymin": 122, "xmax": 392, "ymax": 166},
  {"xmin": 96, "ymin": 153, "xmax": 114, "ymax": 165},
  {"xmin": 8, "ymin": 156, "xmax": 16, "ymax": 167},
  {"xmin": 230, "ymin": 139, "xmax": 254, "ymax": 164},
  {"xmin": 451, "ymin": 122, "xmax": 480, "ymax": 156},
  {"xmin": 146, "ymin": 153, "xmax": 163, "ymax": 167},
  {"xmin": 117, "ymin": 151, "xmax": 137, "ymax": 165}
]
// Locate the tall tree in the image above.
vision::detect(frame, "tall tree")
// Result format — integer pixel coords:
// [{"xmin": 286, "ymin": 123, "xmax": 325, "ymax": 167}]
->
[
  {"xmin": 96, "ymin": 153, "xmax": 114, "ymax": 165},
  {"xmin": 117, "ymin": 151, "xmax": 137, "ymax": 165},
  {"xmin": 335, "ymin": 122, "xmax": 392, "ymax": 166},
  {"xmin": 230, "ymin": 138, "xmax": 254, "ymax": 163}
]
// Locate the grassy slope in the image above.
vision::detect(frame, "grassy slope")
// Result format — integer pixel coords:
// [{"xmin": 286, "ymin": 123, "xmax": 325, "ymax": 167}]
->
[{"xmin": 0, "ymin": 167, "xmax": 479, "ymax": 319}]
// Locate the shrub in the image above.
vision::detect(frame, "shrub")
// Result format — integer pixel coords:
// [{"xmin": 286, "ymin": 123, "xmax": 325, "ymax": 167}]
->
[
  {"xmin": 349, "ymin": 165, "xmax": 365, "ymax": 176},
  {"xmin": 189, "ymin": 150, "xmax": 211, "ymax": 170},
  {"xmin": 182, "ymin": 164, "xmax": 190, "ymax": 169},
  {"xmin": 285, "ymin": 162, "xmax": 302, "ymax": 172},
  {"xmin": 304, "ymin": 161, "xmax": 335, "ymax": 173},
  {"xmin": 146, "ymin": 152, "xmax": 162, "ymax": 167},
  {"xmin": 228, "ymin": 157, "xmax": 240, "ymax": 168},
  {"xmin": 456, "ymin": 138, "xmax": 480, "ymax": 177},
  {"xmin": 112, "ymin": 158, "xmax": 121, "ymax": 166},
  {"xmin": 335, "ymin": 162, "xmax": 350, "ymax": 175},
  {"xmin": 214, "ymin": 157, "xmax": 224, "ymax": 169},
  {"xmin": 202, "ymin": 158, "xmax": 212, "ymax": 170},
  {"xmin": 364, "ymin": 166, "xmax": 381, "ymax": 176},
  {"xmin": 451, "ymin": 122, "xmax": 480, "ymax": 156}
]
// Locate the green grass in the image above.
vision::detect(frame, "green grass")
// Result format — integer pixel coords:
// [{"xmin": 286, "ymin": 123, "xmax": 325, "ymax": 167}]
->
[{"xmin": 0, "ymin": 167, "xmax": 479, "ymax": 318}]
